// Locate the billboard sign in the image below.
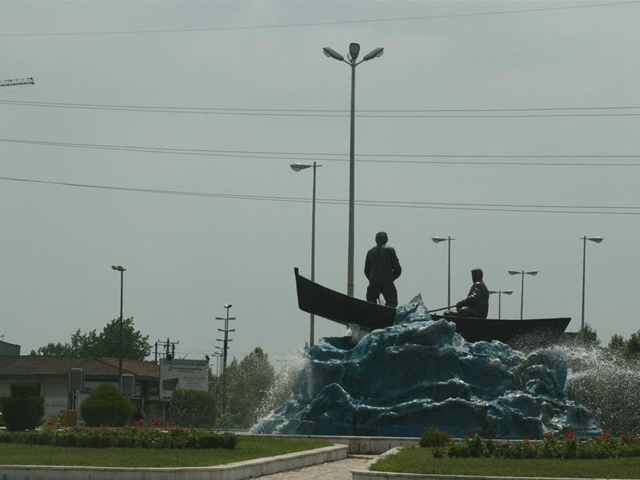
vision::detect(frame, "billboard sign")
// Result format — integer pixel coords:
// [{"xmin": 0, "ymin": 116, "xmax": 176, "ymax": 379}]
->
[{"xmin": 159, "ymin": 359, "xmax": 209, "ymax": 401}]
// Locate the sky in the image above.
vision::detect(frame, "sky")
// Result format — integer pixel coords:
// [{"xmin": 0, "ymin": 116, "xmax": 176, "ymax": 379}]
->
[{"xmin": 1, "ymin": 0, "xmax": 639, "ymax": 365}]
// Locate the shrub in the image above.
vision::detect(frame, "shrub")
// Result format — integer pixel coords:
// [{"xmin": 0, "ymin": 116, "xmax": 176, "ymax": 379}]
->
[
  {"xmin": 0, "ymin": 383, "xmax": 44, "ymax": 431},
  {"xmin": 0, "ymin": 427, "xmax": 237, "ymax": 449},
  {"xmin": 441, "ymin": 432, "xmax": 640, "ymax": 460},
  {"xmin": 420, "ymin": 427, "xmax": 450, "ymax": 448},
  {"xmin": 80, "ymin": 383, "xmax": 135, "ymax": 427},
  {"xmin": 167, "ymin": 390, "xmax": 217, "ymax": 428}
]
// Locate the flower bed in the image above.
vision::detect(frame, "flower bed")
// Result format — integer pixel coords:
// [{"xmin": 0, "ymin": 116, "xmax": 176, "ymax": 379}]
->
[
  {"xmin": 436, "ymin": 430, "xmax": 640, "ymax": 460},
  {"xmin": 0, "ymin": 422, "xmax": 237, "ymax": 450}
]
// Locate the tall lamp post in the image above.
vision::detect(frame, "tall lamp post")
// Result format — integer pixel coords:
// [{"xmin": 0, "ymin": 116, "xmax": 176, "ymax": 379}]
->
[
  {"xmin": 322, "ymin": 43, "xmax": 384, "ymax": 297},
  {"xmin": 489, "ymin": 290, "xmax": 513, "ymax": 319},
  {"xmin": 290, "ymin": 162, "xmax": 322, "ymax": 346},
  {"xmin": 508, "ymin": 270, "xmax": 538, "ymax": 320},
  {"xmin": 111, "ymin": 265, "xmax": 126, "ymax": 389},
  {"xmin": 581, "ymin": 236, "xmax": 603, "ymax": 344},
  {"xmin": 432, "ymin": 236, "xmax": 454, "ymax": 306}
]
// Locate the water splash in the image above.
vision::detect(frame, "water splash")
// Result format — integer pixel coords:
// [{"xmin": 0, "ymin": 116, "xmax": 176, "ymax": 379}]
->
[
  {"xmin": 557, "ymin": 345, "xmax": 640, "ymax": 434},
  {"xmin": 252, "ymin": 352, "xmax": 310, "ymax": 432},
  {"xmin": 252, "ymin": 295, "xmax": 600, "ymax": 439}
]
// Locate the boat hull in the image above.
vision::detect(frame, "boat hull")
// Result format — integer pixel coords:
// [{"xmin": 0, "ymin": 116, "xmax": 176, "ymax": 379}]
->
[{"xmin": 294, "ymin": 268, "xmax": 571, "ymax": 345}]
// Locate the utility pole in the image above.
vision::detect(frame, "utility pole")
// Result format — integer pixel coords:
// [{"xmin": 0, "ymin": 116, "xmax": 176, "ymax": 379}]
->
[
  {"xmin": 156, "ymin": 338, "xmax": 179, "ymax": 361},
  {"xmin": 215, "ymin": 304, "xmax": 235, "ymax": 414}
]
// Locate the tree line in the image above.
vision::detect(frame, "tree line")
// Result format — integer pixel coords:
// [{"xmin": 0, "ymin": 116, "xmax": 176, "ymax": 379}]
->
[{"xmin": 30, "ymin": 318, "xmax": 277, "ymax": 429}]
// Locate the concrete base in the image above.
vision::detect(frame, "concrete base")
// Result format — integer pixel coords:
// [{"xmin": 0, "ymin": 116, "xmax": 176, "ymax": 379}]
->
[
  {"xmin": 247, "ymin": 434, "xmax": 420, "ymax": 455},
  {"xmin": 0, "ymin": 444, "xmax": 348, "ymax": 480}
]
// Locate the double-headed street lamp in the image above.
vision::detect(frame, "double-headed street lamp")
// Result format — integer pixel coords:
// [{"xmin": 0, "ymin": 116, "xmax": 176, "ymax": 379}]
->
[
  {"xmin": 432, "ymin": 236, "xmax": 454, "ymax": 307},
  {"xmin": 581, "ymin": 236, "xmax": 603, "ymax": 344},
  {"xmin": 111, "ymin": 265, "xmax": 126, "ymax": 389},
  {"xmin": 290, "ymin": 162, "xmax": 322, "ymax": 346},
  {"xmin": 323, "ymin": 43, "xmax": 384, "ymax": 297},
  {"xmin": 489, "ymin": 290, "xmax": 513, "ymax": 319},
  {"xmin": 508, "ymin": 270, "xmax": 538, "ymax": 320}
]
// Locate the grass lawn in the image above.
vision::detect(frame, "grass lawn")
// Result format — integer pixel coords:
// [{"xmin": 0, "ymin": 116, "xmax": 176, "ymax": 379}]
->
[
  {"xmin": 371, "ymin": 446, "xmax": 640, "ymax": 479},
  {"xmin": 0, "ymin": 436, "xmax": 332, "ymax": 468}
]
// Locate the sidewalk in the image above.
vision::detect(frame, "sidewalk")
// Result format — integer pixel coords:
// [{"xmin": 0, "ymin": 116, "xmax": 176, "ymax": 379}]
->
[{"xmin": 261, "ymin": 456, "xmax": 373, "ymax": 480}]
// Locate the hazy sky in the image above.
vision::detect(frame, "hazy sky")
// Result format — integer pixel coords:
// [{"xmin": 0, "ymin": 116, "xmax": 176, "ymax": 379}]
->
[{"xmin": 2, "ymin": 0, "xmax": 639, "ymax": 364}]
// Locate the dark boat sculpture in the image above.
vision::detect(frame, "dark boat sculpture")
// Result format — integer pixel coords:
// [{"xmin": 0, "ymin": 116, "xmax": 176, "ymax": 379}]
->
[{"xmin": 294, "ymin": 268, "xmax": 571, "ymax": 345}]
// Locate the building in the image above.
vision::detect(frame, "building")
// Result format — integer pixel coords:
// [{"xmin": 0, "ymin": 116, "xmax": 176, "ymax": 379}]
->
[
  {"xmin": 0, "ymin": 340, "xmax": 20, "ymax": 357},
  {"xmin": 0, "ymin": 356, "xmax": 159, "ymax": 419}
]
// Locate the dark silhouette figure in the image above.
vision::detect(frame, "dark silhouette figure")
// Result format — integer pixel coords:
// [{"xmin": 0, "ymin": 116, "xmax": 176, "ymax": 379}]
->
[
  {"xmin": 364, "ymin": 232, "xmax": 402, "ymax": 307},
  {"xmin": 445, "ymin": 268, "xmax": 489, "ymax": 318}
]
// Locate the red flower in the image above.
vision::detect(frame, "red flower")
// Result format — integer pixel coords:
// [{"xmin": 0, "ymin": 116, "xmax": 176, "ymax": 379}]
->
[{"xmin": 524, "ymin": 435, "xmax": 531, "ymax": 441}]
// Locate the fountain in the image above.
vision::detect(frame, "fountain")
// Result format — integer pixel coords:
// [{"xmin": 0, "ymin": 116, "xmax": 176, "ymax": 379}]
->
[{"xmin": 253, "ymin": 295, "xmax": 600, "ymax": 439}]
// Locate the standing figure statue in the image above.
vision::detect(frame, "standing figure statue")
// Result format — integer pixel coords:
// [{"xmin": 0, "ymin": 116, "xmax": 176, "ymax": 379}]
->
[
  {"xmin": 364, "ymin": 231, "xmax": 402, "ymax": 307},
  {"xmin": 445, "ymin": 268, "xmax": 489, "ymax": 318}
]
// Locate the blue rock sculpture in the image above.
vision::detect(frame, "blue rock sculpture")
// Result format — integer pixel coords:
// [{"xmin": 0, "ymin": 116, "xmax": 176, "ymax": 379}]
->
[{"xmin": 253, "ymin": 295, "xmax": 600, "ymax": 439}]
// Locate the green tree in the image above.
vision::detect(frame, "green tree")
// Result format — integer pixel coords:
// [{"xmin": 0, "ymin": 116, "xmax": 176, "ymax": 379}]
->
[
  {"xmin": 625, "ymin": 330, "xmax": 640, "ymax": 359},
  {"xmin": 605, "ymin": 330, "xmax": 640, "ymax": 361},
  {"xmin": 582, "ymin": 323, "xmax": 601, "ymax": 347},
  {"xmin": 30, "ymin": 342, "xmax": 73, "ymax": 356},
  {"xmin": 168, "ymin": 390, "xmax": 217, "ymax": 427},
  {"xmin": 1, "ymin": 384, "xmax": 44, "ymax": 431},
  {"xmin": 223, "ymin": 347, "xmax": 275, "ymax": 429},
  {"xmin": 608, "ymin": 334, "xmax": 625, "ymax": 353},
  {"xmin": 31, "ymin": 317, "xmax": 151, "ymax": 360}
]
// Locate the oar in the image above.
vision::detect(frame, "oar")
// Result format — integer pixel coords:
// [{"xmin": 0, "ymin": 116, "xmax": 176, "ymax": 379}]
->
[{"xmin": 429, "ymin": 306, "xmax": 455, "ymax": 313}]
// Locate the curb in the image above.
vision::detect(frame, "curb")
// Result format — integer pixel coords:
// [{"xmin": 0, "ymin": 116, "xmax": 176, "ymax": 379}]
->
[
  {"xmin": 354, "ymin": 473, "xmax": 636, "ymax": 480},
  {"xmin": 247, "ymin": 434, "xmax": 420, "ymax": 454},
  {"xmin": 351, "ymin": 447, "xmax": 634, "ymax": 480},
  {"xmin": 0, "ymin": 444, "xmax": 348, "ymax": 480}
]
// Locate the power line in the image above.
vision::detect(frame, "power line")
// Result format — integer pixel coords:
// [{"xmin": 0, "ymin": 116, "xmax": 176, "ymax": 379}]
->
[
  {"xmin": 5, "ymin": 99, "xmax": 640, "ymax": 113},
  {"xmin": 1, "ymin": 1, "xmax": 637, "ymax": 37},
  {"xmin": 4, "ymin": 99, "xmax": 640, "ymax": 118},
  {"xmin": 2, "ymin": 138, "xmax": 640, "ymax": 166},
  {"xmin": 1, "ymin": 174, "xmax": 638, "ymax": 216}
]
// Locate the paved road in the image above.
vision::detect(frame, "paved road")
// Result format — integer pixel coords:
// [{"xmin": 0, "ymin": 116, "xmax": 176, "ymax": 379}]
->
[{"xmin": 261, "ymin": 456, "xmax": 373, "ymax": 480}]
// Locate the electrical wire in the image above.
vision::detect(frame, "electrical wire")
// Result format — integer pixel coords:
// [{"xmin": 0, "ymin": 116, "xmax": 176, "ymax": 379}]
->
[
  {"xmin": 1, "ymin": 1, "xmax": 638, "ymax": 37},
  {"xmin": 2, "ymin": 138, "xmax": 640, "ymax": 166},
  {"xmin": 3, "ymin": 99, "xmax": 640, "ymax": 118},
  {"xmin": 0, "ymin": 174, "xmax": 638, "ymax": 215}
]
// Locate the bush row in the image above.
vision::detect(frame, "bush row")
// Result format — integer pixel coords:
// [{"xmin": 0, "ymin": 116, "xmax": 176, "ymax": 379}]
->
[
  {"xmin": 0, "ymin": 428, "xmax": 237, "ymax": 450},
  {"xmin": 428, "ymin": 432, "xmax": 640, "ymax": 460}
]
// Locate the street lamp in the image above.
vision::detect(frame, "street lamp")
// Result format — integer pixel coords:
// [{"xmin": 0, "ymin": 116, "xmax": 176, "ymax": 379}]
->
[
  {"xmin": 432, "ymin": 236, "xmax": 454, "ymax": 306},
  {"xmin": 215, "ymin": 304, "xmax": 235, "ymax": 414},
  {"xmin": 290, "ymin": 162, "xmax": 322, "ymax": 346},
  {"xmin": 323, "ymin": 43, "xmax": 384, "ymax": 297},
  {"xmin": 508, "ymin": 270, "xmax": 538, "ymax": 320},
  {"xmin": 111, "ymin": 265, "xmax": 126, "ymax": 389},
  {"xmin": 580, "ymin": 236, "xmax": 603, "ymax": 344},
  {"xmin": 488, "ymin": 290, "xmax": 513, "ymax": 319}
]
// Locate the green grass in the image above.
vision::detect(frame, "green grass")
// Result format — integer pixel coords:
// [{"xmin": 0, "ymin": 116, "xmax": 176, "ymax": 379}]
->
[
  {"xmin": 0, "ymin": 436, "xmax": 332, "ymax": 468},
  {"xmin": 371, "ymin": 446, "xmax": 640, "ymax": 479}
]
